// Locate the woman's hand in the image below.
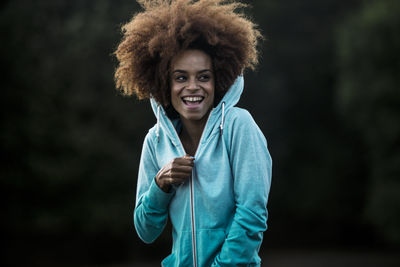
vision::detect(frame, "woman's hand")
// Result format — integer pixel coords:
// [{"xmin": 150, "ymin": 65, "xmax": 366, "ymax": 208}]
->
[{"xmin": 155, "ymin": 155, "xmax": 194, "ymax": 193}]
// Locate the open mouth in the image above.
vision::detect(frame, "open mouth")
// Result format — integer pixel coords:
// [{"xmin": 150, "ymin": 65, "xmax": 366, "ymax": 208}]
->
[{"xmin": 181, "ymin": 96, "xmax": 205, "ymax": 105}]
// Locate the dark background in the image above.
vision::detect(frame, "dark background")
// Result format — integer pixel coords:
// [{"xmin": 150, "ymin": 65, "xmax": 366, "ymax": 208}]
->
[{"xmin": 1, "ymin": 0, "xmax": 399, "ymax": 266}]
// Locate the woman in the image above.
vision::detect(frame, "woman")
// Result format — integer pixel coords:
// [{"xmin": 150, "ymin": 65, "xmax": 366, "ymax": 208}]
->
[{"xmin": 114, "ymin": 0, "xmax": 272, "ymax": 266}]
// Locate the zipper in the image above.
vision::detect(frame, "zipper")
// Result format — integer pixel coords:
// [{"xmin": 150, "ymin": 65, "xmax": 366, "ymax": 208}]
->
[
  {"xmin": 189, "ymin": 111, "xmax": 213, "ymax": 267},
  {"xmin": 160, "ymin": 107, "xmax": 214, "ymax": 267},
  {"xmin": 189, "ymin": 174, "xmax": 197, "ymax": 267}
]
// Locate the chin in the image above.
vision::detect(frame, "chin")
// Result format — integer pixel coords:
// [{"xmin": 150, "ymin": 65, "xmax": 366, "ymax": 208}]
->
[
  {"xmin": 183, "ymin": 114, "xmax": 205, "ymax": 121},
  {"xmin": 181, "ymin": 111, "xmax": 210, "ymax": 122}
]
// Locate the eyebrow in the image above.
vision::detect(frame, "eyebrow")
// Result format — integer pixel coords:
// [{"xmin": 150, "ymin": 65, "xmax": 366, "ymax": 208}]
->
[{"xmin": 172, "ymin": 69, "xmax": 213, "ymax": 74}]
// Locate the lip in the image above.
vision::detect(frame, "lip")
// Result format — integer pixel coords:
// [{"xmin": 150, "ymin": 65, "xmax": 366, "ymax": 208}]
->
[{"xmin": 181, "ymin": 95, "xmax": 205, "ymax": 110}]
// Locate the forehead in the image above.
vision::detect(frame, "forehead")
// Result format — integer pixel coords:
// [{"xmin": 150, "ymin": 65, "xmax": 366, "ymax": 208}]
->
[{"xmin": 171, "ymin": 49, "xmax": 212, "ymax": 71}]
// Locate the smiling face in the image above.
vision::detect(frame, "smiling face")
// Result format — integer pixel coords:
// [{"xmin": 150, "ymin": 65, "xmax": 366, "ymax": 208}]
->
[{"xmin": 170, "ymin": 49, "xmax": 215, "ymax": 124}]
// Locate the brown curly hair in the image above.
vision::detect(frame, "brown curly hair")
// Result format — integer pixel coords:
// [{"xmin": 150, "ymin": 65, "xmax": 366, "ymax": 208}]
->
[{"xmin": 114, "ymin": 0, "xmax": 262, "ymax": 107}]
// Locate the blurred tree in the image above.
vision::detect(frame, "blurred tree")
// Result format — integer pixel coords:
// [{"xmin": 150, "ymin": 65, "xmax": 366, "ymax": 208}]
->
[
  {"xmin": 246, "ymin": 0, "xmax": 366, "ymax": 246},
  {"xmin": 2, "ymin": 0, "xmax": 397, "ymax": 265},
  {"xmin": 336, "ymin": 0, "xmax": 400, "ymax": 243},
  {"xmin": 0, "ymin": 0, "xmax": 163, "ymax": 264}
]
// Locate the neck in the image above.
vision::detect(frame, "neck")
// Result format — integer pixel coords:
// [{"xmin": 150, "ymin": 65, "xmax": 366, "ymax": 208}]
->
[{"xmin": 179, "ymin": 114, "xmax": 209, "ymax": 156}]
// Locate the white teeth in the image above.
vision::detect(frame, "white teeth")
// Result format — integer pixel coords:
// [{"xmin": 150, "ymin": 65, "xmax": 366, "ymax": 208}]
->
[{"xmin": 182, "ymin": 96, "xmax": 203, "ymax": 102}]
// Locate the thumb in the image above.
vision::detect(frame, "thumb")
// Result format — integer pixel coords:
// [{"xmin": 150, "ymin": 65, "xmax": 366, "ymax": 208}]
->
[{"xmin": 183, "ymin": 154, "xmax": 195, "ymax": 160}]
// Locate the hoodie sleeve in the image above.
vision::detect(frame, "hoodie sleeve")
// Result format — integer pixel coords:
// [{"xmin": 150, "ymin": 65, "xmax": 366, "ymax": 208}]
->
[
  {"xmin": 134, "ymin": 131, "xmax": 174, "ymax": 244},
  {"xmin": 212, "ymin": 109, "xmax": 272, "ymax": 266}
]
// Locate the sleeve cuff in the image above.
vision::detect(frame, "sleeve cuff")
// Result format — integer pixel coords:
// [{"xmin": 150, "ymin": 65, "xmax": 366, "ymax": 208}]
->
[{"xmin": 145, "ymin": 178, "xmax": 175, "ymax": 211}]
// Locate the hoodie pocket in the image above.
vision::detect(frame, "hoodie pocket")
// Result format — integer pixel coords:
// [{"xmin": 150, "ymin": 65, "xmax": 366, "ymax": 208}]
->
[
  {"xmin": 197, "ymin": 229, "xmax": 226, "ymax": 267},
  {"xmin": 162, "ymin": 230, "xmax": 193, "ymax": 267},
  {"xmin": 161, "ymin": 253, "xmax": 175, "ymax": 267}
]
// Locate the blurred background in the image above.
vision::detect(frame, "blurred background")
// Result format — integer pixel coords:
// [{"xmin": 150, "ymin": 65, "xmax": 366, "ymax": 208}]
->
[{"xmin": 1, "ymin": 0, "xmax": 399, "ymax": 266}]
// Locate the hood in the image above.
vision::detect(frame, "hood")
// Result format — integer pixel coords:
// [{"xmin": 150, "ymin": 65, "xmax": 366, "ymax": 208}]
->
[{"xmin": 150, "ymin": 75, "xmax": 244, "ymax": 146}]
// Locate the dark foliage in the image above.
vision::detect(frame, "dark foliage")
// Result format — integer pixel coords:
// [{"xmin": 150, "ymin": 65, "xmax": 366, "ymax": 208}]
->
[{"xmin": 1, "ymin": 0, "xmax": 399, "ymax": 265}]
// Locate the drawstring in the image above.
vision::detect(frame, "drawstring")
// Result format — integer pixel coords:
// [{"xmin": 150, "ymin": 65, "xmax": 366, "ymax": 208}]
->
[
  {"xmin": 156, "ymin": 105, "xmax": 160, "ymax": 143},
  {"xmin": 220, "ymin": 101, "xmax": 225, "ymax": 135}
]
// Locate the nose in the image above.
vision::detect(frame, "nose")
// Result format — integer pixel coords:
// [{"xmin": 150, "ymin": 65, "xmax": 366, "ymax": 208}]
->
[{"xmin": 186, "ymin": 77, "xmax": 199, "ymax": 91}]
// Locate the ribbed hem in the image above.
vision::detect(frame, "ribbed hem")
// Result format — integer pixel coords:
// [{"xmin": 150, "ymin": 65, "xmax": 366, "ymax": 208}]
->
[{"xmin": 146, "ymin": 178, "xmax": 175, "ymax": 211}]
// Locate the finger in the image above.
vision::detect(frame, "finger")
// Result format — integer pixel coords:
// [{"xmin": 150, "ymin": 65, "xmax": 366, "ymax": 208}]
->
[
  {"xmin": 163, "ymin": 177, "xmax": 188, "ymax": 185},
  {"xmin": 175, "ymin": 156, "xmax": 194, "ymax": 164},
  {"xmin": 171, "ymin": 181, "xmax": 185, "ymax": 186},
  {"xmin": 171, "ymin": 165, "xmax": 193, "ymax": 173},
  {"xmin": 169, "ymin": 171, "xmax": 191, "ymax": 179},
  {"xmin": 173, "ymin": 157, "xmax": 194, "ymax": 166}
]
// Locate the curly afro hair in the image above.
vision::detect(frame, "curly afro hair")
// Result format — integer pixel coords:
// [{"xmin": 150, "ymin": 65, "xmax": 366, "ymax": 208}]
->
[{"xmin": 114, "ymin": 0, "xmax": 262, "ymax": 107}]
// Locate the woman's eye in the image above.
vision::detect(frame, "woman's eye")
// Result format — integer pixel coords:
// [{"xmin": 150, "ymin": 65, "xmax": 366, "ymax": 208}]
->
[
  {"xmin": 199, "ymin": 75, "xmax": 210, "ymax": 81},
  {"xmin": 175, "ymin": 76, "xmax": 187, "ymax": 82}
]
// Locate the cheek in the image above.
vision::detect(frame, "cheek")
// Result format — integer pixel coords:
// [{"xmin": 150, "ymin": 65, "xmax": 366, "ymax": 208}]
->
[
  {"xmin": 208, "ymin": 84, "xmax": 215, "ymax": 99},
  {"xmin": 170, "ymin": 87, "xmax": 180, "ymax": 108}
]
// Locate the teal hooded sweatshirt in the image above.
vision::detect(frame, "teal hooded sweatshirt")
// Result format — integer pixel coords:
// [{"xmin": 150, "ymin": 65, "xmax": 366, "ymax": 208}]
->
[{"xmin": 134, "ymin": 76, "xmax": 272, "ymax": 266}]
